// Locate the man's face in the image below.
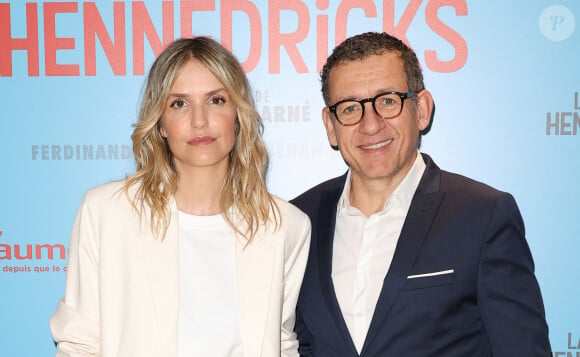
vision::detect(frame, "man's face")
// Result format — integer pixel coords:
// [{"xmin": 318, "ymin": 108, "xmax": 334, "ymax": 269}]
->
[{"xmin": 322, "ymin": 52, "xmax": 432, "ymax": 188}]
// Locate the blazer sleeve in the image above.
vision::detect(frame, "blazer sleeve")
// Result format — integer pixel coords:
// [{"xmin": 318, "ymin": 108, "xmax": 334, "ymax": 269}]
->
[
  {"xmin": 280, "ymin": 211, "xmax": 311, "ymax": 357},
  {"xmin": 295, "ymin": 304, "xmax": 314, "ymax": 356},
  {"xmin": 477, "ymin": 193, "xmax": 551, "ymax": 356},
  {"xmin": 49, "ymin": 193, "xmax": 101, "ymax": 356}
]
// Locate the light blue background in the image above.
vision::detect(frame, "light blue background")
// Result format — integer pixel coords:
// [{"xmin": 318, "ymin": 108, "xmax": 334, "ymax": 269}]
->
[{"xmin": 0, "ymin": 1, "xmax": 578, "ymax": 355}]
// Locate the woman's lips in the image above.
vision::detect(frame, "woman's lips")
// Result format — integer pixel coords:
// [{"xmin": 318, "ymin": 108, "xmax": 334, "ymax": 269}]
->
[{"xmin": 188, "ymin": 136, "xmax": 215, "ymax": 146}]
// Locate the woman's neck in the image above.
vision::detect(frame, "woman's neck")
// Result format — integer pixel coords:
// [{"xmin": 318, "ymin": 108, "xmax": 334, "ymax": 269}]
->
[{"xmin": 174, "ymin": 165, "xmax": 228, "ymax": 216}]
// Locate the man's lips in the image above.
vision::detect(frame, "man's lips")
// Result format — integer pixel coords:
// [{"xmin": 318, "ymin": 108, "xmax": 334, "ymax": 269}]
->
[
  {"xmin": 188, "ymin": 136, "xmax": 215, "ymax": 146},
  {"xmin": 360, "ymin": 139, "xmax": 392, "ymax": 150}
]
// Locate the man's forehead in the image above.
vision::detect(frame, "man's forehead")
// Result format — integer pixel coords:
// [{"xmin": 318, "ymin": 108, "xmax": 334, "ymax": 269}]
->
[
  {"xmin": 328, "ymin": 53, "xmax": 407, "ymax": 94},
  {"xmin": 330, "ymin": 52, "xmax": 403, "ymax": 76}
]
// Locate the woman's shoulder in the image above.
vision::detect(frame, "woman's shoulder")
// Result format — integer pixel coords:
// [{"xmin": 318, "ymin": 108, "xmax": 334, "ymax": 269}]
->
[
  {"xmin": 268, "ymin": 196, "xmax": 311, "ymax": 253},
  {"xmin": 81, "ymin": 179, "xmax": 135, "ymax": 208},
  {"xmin": 85, "ymin": 179, "xmax": 125, "ymax": 193},
  {"xmin": 272, "ymin": 196, "xmax": 308, "ymax": 220},
  {"xmin": 270, "ymin": 196, "xmax": 311, "ymax": 236}
]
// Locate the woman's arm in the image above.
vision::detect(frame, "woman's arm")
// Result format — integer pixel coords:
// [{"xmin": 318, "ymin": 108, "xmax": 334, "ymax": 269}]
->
[
  {"xmin": 50, "ymin": 193, "xmax": 101, "ymax": 356},
  {"xmin": 280, "ymin": 210, "xmax": 311, "ymax": 357}
]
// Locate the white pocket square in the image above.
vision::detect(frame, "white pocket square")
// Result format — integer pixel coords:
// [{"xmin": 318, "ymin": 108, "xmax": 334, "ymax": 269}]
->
[{"xmin": 407, "ymin": 269, "xmax": 454, "ymax": 279}]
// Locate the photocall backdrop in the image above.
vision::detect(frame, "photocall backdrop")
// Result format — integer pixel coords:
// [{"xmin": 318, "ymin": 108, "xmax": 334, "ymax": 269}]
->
[{"xmin": 0, "ymin": 1, "xmax": 578, "ymax": 355}]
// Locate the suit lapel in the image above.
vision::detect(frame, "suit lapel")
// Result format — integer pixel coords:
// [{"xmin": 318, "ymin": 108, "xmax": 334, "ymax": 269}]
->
[
  {"xmin": 361, "ymin": 154, "xmax": 444, "ymax": 356},
  {"xmin": 141, "ymin": 199, "xmax": 179, "ymax": 356},
  {"xmin": 318, "ymin": 176, "xmax": 360, "ymax": 355},
  {"xmin": 236, "ymin": 223, "xmax": 275, "ymax": 357}
]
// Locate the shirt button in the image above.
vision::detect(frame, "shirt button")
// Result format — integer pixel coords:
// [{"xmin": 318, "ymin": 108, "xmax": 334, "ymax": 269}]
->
[{"xmin": 355, "ymin": 313, "xmax": 362, "ymax": 318}]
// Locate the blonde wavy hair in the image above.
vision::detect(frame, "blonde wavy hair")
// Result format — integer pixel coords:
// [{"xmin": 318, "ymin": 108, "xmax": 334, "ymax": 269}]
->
[{"xmin": 125, "ymin": 37, "xmax": 278, "ymax": 242}]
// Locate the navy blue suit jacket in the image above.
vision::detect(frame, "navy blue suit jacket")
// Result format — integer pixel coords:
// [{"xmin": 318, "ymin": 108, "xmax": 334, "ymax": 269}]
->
[{"xmin": 291, "ymin": 154, "xmax": 551, "ymax": 356}]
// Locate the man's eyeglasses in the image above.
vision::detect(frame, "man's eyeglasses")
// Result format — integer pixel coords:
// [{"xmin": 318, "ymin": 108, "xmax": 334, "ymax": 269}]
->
[{"xmin": 328, "ymin": 91, "xmax": 416, "ymax": 126}]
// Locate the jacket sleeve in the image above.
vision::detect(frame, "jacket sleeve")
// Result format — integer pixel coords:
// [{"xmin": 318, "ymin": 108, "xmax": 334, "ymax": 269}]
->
[
  {"xmin": 281, "ymin": 211, "xmax": 311, "ymax": 357},
  {"xmin": 295, "ymin": 304, "xmax": 314, "ymax": 356},
  {"xmin": 49, "ymin": 193, "xmax": 101, "ymax": 356},
  {"xmin": 477, "ymin": 193, "xmax": 551, "ymax": 356}
]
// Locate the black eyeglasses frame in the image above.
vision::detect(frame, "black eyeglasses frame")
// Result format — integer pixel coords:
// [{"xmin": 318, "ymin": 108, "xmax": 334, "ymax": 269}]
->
[{"xmin": 328, "ymin": 91, "xmax": 417, "ymax": 126}]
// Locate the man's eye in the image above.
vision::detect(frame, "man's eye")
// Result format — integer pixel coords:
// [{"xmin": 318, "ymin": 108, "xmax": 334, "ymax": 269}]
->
[
  {"xmin": 378, "ymin": 97, "xmax": 397, "ymax": 106},
  {"xmin": 170, "ymin": 99, "xmax": 187, "ymax": 108},
  {"xmin": 341, "ymin": 103, "xmax": 361, "ymax": 115}
]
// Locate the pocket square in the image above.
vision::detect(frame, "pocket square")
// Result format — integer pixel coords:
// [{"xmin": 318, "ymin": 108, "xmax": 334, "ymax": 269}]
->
[{"xmin": 407, "ymin": 269, "xmax": 454, "ymax": 279}]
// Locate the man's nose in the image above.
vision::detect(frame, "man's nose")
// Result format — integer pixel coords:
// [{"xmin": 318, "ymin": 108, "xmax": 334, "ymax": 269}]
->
[{"xmin": 358, "ymin": 101, "xmax": 385, "ymax": 133}]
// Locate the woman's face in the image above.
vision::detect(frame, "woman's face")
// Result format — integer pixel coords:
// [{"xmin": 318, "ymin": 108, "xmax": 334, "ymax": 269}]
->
[{"xmin": 160, "ymin": 59, "xmax": 237, "ymax": 175}]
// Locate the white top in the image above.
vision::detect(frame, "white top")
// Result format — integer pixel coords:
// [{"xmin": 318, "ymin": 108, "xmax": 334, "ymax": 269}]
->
[
  {"xmin": 332, "ymin": 152, "xmax": 426, "ymax": 353},
  {"xmin": 177, "ymin": 211, "xmax": 244, "ymax": 357}
]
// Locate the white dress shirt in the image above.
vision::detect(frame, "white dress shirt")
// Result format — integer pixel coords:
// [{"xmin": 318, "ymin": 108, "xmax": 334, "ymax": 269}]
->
[
  {"xmin": 177, "ymin": 211, "xmax": 244, "ymax": 357},
  {"xmin": 332, "ymin": 152, "xmax": 426, "ymax": 353}
]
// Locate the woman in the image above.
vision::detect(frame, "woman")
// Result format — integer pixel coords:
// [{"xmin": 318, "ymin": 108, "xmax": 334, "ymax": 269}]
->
[{"xmin": 49, "ymin": 37, "xmax": 311, "ymax": 357}]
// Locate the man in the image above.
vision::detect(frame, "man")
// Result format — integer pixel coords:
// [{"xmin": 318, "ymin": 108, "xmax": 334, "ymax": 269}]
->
[{"xmin": 291, "ymin": 32, "xmax": 551, "ymax": 356}]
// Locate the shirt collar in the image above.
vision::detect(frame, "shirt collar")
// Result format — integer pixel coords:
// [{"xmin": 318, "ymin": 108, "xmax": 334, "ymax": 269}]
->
[{"xmin": 337, "ymin": 151, "xmax": 426, "ymax": 217}]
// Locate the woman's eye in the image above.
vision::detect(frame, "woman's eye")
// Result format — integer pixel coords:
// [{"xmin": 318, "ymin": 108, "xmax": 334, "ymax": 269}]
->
[
  {"xmin": 170, "ymin": 99, "xmax": 187, "ymax": 109},
  {"xmin": 208, "ymin": 96, "xmax": 226, "ymax": 105}
]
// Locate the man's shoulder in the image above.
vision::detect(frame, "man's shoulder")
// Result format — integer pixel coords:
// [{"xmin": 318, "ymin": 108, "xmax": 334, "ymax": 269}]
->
[
  {"xmin": 438, "ymin": 168, "xmax": 508, "ymax": 200},
  {"xmin": 431, "ymin": 170, "xmax": 522, "ymax": 221},
  {"xmin": 422, "ymin": 153, "xmax": 504, "ymax": 195},
  {"xmin": 291, "ymin": 174, "xmax": 347, "ymax": 210}
]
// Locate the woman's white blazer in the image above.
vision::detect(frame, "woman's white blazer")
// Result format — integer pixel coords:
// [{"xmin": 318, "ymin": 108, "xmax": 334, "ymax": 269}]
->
[{"xmin": 50, "ymin": 180, "xmax": 311, "ymax": 357}]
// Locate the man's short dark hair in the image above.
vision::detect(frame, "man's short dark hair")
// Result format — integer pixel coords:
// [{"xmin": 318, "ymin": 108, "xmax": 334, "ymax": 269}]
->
[{"xmin": 320, "ymin": 32, "xmax": 425, "ymax": 106}]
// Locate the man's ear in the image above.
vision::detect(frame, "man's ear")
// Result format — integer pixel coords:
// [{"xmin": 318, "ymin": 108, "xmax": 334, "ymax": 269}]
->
[
  {"xmin": 415, "ymin": 89, "xmax": 434, "ymax": 131},
  {"xmin": 322, "ymin": 107, "xmax": 338, "ymax": 148}
]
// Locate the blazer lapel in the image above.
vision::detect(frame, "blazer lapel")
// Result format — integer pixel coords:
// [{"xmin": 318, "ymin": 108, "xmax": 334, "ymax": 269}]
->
[
  {"xmin": 236, "ymin": 226, "xmax": 275, "ymax": 357},
  {"xmin": 361, "ymin": 154, "xmax": 444, "ymax": 356},
  {"xmin": 141, "ymin": 199, "xmax": 180, "ymax": 356},
  {"xmin": 318, "ymin": 177, "xmax": 360, "ymax": 355}
]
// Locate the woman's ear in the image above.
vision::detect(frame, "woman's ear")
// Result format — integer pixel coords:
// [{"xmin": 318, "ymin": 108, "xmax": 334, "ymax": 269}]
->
[{"xmin": 159, "ymin": 120, "xmax": 167, "ymax": 138}]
